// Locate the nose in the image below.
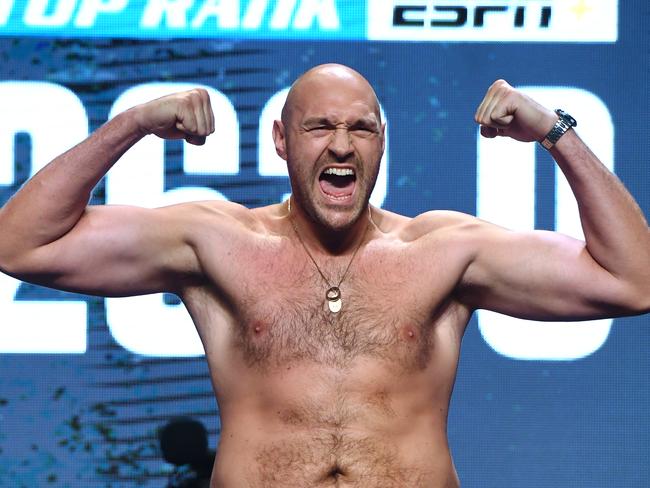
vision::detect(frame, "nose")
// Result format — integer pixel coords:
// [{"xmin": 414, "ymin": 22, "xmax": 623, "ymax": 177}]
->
[{"xmin": 328, "ymin": 128, "xmax": 353, "ymax": 160}]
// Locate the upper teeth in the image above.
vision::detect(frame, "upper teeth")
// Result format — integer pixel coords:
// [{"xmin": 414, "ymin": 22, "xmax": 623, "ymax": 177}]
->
[{"xmin": 324, "ymin": 168, "xmax": 354, "ymax": 176}]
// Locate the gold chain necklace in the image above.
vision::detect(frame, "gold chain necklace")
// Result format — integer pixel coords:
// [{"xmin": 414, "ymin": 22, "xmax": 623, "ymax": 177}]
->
[{"xmin": 288, "ymin": 197, "xmax": 371, "ymax": 313}]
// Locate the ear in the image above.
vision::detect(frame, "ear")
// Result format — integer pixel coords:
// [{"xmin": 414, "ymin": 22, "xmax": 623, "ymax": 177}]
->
[
  {"xmin": 380, "ymin": 122, "xmax": 386, "ymax": 154},
  {"xmin": 272, "ymin": 120, "xmax": 287, "ymax": 161}
]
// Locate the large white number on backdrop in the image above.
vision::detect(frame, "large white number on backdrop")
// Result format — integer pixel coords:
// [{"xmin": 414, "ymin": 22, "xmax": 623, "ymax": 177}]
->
[
  {"xmin": 477, "ymin": 87, "xmax": 614, "ymax": 360},
  {"xmin": 105, "ymin": 84, "xmax": 238, "ymax": 356},
  {"xmin": 258, "ymin": 88, "xmax": 389, "ymax": 207},
  {"xmin": 0, "ymin": 82, "xmax": 88, "ymax": 353}
]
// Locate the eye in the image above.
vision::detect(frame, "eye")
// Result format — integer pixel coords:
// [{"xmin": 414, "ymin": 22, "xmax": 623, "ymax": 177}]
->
[
  {"xmin": 307, "ymin": 126, "xmax": 331, "ymax": 135},
  {"xmin": 351, "ymin": 125, "xmax": 375, "ymax": 136}
]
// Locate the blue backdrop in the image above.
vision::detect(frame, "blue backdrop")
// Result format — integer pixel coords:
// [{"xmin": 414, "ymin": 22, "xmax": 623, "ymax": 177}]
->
[{"xmin": 0, "ymin": 1, "xmax": 648, "ymax": 486}]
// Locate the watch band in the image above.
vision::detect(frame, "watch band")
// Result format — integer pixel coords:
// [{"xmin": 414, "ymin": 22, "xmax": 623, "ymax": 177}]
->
[{"xmin": 540, "ymin": 109, "xmax": 577, "ymax": 150}]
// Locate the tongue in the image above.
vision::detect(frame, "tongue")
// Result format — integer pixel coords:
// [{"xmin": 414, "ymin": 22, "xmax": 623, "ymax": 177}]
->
[{"xmin": 319, "ymin": 177, "xmax": 355, "ymax": 197}]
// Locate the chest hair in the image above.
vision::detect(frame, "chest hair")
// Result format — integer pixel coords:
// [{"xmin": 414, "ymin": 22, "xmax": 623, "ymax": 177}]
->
[{"xmin": 233, "ymin": 270, "xmax": 434, "ymax": 373}]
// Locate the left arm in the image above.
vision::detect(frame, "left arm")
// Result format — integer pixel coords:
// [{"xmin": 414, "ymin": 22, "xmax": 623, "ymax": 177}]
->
[{"xmin": 457, "ymin": 80, "xmax": 650, "ymax": 320}]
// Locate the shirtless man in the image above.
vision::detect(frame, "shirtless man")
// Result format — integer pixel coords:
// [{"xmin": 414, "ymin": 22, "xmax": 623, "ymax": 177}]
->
[{"xmin": 0, "ymin": 64, "xmax": 648, "ymax": 487}]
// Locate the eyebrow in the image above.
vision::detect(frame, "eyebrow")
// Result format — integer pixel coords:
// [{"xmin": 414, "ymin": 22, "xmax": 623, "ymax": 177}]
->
[
  {"xmin": 302, "ymin": 117, "xmax": 335, "ymax": 126},
  {"xmin": 302, "ymin": 116, "xmax": 379, "ymax": 128}
]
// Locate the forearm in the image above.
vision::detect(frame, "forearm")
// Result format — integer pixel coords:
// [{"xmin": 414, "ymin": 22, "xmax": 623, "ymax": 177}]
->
[
  {"xmin": 551, "ymin": 129, "xmax": 650, "ymax": 284},
  {"xmin": 473, "ymin": 80, "xmax": 650, "ymax": 316},
  {"xmin": 0, "ymin": 108, "xmax": 145, "ymax": 262}
]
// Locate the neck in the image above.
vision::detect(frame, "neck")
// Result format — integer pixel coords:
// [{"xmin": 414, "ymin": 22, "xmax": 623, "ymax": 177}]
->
[{"xmin": 287, "ymin": 198, "xmax": 371, "ymax": 255}]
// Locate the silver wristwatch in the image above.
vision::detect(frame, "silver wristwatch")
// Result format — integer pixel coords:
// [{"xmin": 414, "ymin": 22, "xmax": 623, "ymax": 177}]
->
[{"xmin": 540, "ymin": 109, "xmax": 577, "ymax": 150}]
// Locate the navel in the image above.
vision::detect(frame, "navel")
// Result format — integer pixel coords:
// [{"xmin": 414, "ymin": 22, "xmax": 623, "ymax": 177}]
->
[{"xmin": 327, "ymin": 465, "xmax": 346, "ymax": 478}]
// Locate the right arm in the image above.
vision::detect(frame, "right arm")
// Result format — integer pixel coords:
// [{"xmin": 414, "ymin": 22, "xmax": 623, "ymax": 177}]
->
[{"xmin": 0, "ymin": 88, "xmax": 215, "ymax": 296}]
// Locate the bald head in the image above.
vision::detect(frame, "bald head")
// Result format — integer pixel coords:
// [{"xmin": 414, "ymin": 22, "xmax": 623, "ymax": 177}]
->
[
  {"xmin": 272, "ymin": 63, "xmax": 385, "ymax": 231},
  {"xmin": 281, "ymin": 64, "xmax": 381, "ymax": 126}
]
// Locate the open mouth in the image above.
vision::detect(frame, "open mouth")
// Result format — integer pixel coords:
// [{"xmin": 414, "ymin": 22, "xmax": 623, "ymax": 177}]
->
[{"xmin": 318, "ymin": 167, "xmax": 356, "ymax": 201}]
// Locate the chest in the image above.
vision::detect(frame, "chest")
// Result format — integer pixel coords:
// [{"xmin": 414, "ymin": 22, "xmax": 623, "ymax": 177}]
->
[{"xmin": 225, "ymin": 240, "xmax": 460, "ymax": 373}]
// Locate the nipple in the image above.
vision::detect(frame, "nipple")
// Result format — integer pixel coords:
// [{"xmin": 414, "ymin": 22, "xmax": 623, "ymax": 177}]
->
[{"xmin": 403, "ymin": 325, "xmax": 417, "ymax": 341}]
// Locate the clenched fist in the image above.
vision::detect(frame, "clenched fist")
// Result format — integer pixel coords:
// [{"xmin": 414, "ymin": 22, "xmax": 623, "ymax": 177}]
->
[
  {"xmin": 134, "ymin": 89, "xmax": 215, "ymax": 145},
  {"xmin": 475, "ymin": 80, "xmax": 558, "ymax": 143}
]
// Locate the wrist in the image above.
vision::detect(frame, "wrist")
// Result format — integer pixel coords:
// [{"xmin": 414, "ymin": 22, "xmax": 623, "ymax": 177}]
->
[
  {"xmin": 537, "ymin": 110, "xmax": 559, "ymax": 140},
  {"xmin": 539, "ymin": 109, "xmax": 577, "ymax": 150},
  {"xmin": 127, "ymin": 104, "xmax": 153, "ymax": 138}
]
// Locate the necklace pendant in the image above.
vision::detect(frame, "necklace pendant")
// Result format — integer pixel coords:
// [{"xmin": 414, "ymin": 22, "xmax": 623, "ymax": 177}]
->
[
  {"xmin": 326, "ymin": 286, "xmax": 342, "ymax": 313},
  {"xmin": 328, "ymin": 298, "xmax": 342, "ymax": 313}
]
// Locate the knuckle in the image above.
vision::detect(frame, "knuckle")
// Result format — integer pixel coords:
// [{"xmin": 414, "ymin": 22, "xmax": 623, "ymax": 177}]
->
[
  {"xmin": 177, "ymin": 93, "xmax": 193, "ymax": 109},
  {"xmin": 489, "ymin": 80, "xmax": 501, "ymax": 91},
  {"xmin": 188, "ymin": 90, "xmax": 201, "ymax": 102},
  {"xmin": 181, "ymin": 89, "xmax": 199, "ymax": 105},
  {"xmin": 190, "ymin": 88, "xmax": 208, "ymax": 103}
]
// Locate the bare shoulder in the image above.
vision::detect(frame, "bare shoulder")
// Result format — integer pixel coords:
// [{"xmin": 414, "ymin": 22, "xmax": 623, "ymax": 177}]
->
[
  {"xmin": 372, "ymin": 207, "xmax": 486, "ymax": 243},
  {"xmin": 161, "ymin": 199, "xmax": 272, "ymax": 236}
]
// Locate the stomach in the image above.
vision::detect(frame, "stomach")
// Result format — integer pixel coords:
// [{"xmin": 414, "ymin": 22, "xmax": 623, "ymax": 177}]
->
[
  {"xmin": 210, "ymin": 402, "xmax": 459, "ymax": 488},
  {"xmin": 204, "ymin": 326, "xmax": 463, "ymax": 487}
]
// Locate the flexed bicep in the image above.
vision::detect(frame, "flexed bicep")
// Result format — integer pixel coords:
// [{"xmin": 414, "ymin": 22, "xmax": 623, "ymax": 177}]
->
[
  {"xmin": 0, "ymin": 87, "xmax": 218, "ymax": 296},
  {"xmin": 467, "ymin": 80, "xmax": 650, "ymax": 319},
  {"xmin": 456, "ymin": 223, "xmax": 641, "ymax": 321},
  {"xmin": 2, "ymin": 203, "xmax": 202, "ymax": 297}
]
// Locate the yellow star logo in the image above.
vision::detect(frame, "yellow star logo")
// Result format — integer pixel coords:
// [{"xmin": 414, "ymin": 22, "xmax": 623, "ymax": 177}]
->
[{"xmin": 570, "ymin": 0, "xmax": 593, "ymax": 20}]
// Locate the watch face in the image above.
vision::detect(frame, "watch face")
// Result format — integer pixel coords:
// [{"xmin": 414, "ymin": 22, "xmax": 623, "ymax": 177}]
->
[{"xmin": 555, "ymin": 109, "xmax": 577, "ymax": 127}]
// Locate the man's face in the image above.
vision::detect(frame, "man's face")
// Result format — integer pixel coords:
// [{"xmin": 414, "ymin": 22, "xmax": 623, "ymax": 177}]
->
[{"xmin": 274, "ymin": 69, "xmax": 385, "ymax": 231}]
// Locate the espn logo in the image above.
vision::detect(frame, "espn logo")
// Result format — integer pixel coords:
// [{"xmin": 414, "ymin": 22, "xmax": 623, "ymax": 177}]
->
[{"xmin": 367, "ymin": 0, "xmax": 618, "ymax": 42}]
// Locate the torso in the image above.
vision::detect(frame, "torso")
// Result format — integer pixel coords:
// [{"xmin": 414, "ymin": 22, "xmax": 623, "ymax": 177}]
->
[{"xmin": 180, "ymin": 204, "xmax": 474, "ymax": 487}]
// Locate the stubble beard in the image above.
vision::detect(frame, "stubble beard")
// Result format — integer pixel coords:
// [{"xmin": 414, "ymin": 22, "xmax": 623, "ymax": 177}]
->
[{"xmin": 289, "ymin": 162, "xmax": 379, "ymax": 234}]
